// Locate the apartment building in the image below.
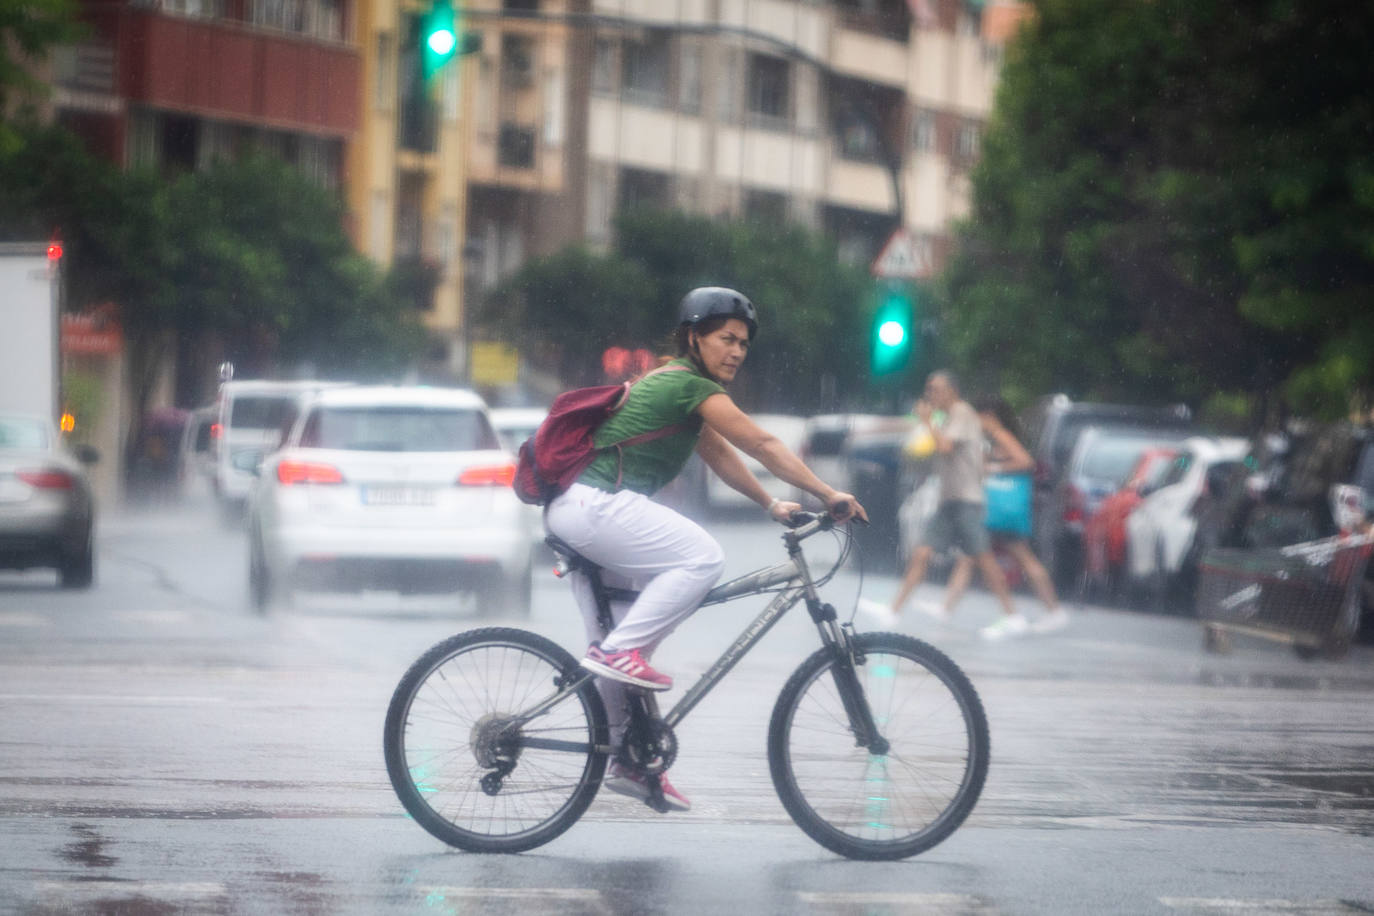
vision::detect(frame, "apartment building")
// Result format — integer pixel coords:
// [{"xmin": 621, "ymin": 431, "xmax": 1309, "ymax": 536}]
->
[
  {"xmin": 44, "ymin": 0, "xmax": 475, "ymax": 376},
  {"xmin": 463, "ymin": 0, "xmax": 1029, "ymax": 296}
]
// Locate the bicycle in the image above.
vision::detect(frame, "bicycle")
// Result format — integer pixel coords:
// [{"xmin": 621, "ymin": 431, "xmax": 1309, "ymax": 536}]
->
[{"xmin": 383, "ymin": 510, "xmax": 990, "ymax": 861}]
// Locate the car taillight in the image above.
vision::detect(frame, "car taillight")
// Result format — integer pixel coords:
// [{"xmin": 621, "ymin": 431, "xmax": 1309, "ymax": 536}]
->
[
  {"xmin": 17, "ymin": 469, "xmax": 74, "ymax": 489},
  {"xmin": 1063, "ymin": 484, "xmax": 1085, "ymax": 523},
  {"xmin": 459, "ymin": 463, "xmax": 517, "ymax": 487},
  {"xmin": 210, "ymin": 423, "xmax": 222, "ymax": 440},
  {"xmin": 277, "ymin": 460, "xmax": 344, "ymax": 485}
]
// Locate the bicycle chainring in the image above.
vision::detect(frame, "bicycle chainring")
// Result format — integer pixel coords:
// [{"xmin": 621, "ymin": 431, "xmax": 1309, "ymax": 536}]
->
[{"xmin": 619, "ymin": 718, "xmax": 678, "ymax": 775}]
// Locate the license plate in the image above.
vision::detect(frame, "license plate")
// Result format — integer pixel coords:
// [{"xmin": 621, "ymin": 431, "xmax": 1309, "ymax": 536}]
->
[{"xmin": 362, "ymin": 486, "xmax": 436, "ymax": 507}]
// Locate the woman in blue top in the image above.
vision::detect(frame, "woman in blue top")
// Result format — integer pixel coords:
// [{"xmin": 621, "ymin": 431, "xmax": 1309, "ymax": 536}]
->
[{"xmin": 545, "ymin": 287, "xmax": 867, "ymax": 811}]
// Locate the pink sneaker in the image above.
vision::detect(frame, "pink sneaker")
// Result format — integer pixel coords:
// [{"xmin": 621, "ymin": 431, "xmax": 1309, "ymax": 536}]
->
[
  {"xmin": 602, "ymin": 761, "xmax": 691, "ymax": 812},
  {"xmin": 581, "ymin": 643, "xmax": 672, "ymax": 691}
]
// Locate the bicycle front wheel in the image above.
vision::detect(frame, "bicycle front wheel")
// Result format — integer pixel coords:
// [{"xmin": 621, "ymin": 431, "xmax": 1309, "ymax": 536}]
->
[
  {"xmin": 768, "ymin": 632, "xmax": 989, "ymax": 860},
  {"xmin": 383, "ymin": 627, "xmax": 608, "ymax": 853}
]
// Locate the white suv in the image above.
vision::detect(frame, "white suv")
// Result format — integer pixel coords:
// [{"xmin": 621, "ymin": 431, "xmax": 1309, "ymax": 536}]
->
[{"xmin": 245, "ymin": 386, "xmax": 534, "ymax": 615}]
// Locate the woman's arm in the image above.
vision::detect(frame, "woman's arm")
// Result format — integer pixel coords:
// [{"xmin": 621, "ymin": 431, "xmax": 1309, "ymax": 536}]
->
[
  {"xmin": 694, "ymin": 426, "xmax": 786, "ymax": 512},
  {"xmin": 983, "ymin": 419, "xmax": 1034, "ymax": 474},
  {"xmin": 696, "ymin": 394, "xmax": 868, "ymax": 521}
]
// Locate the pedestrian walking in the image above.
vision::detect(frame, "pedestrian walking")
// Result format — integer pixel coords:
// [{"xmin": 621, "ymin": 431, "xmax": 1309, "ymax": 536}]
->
[
  {"xmin": 938, "ymin": 395, "xmax": 1068, "ymax": 634},
  {"xmin": 859, "ymin": 371, "xmax": 1027, "ymax": 639}
]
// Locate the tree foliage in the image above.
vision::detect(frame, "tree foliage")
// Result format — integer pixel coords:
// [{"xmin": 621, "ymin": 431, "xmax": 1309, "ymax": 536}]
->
[
  {"xmin": 944, "ymin": 0, "xmax": 1374, "ymax": 421},
  {"xmin": 0, "ymin": 120, "xmax": 425, "ymax": 415},
  {"xmin": 0, "ymin": 0, "xmax": 83, "ymax": 153},
  {"xmin": 478, "ymin": 207, "xmax": 873, "ymax": 411}
]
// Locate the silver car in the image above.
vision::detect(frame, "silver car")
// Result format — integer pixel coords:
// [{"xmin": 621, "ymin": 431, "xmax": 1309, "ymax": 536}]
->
[{"xmin": 0, "ymin": 412, "xmax": 97, "ymax": 588}]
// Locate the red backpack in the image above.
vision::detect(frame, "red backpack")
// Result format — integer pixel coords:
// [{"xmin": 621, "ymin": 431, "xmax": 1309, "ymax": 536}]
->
[{"xmin": 513, "ymin": 365, "xmax": 692, "ymax": 506}]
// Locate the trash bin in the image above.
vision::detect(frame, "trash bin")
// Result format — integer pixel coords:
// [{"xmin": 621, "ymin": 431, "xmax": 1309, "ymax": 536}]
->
[{"xmin": 1196, "ymin": 534, "xmax": 1371, "ymax": 659}]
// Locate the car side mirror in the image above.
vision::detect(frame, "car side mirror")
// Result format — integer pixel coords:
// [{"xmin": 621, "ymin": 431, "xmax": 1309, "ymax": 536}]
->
[{"xmin": 73, "ymin": 444, "xmax": 100, "ymax": 465}]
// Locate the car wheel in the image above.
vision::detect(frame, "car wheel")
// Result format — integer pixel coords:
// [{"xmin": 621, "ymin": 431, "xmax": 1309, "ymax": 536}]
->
[
  {"xmin": 59, "ymin": 529, "xmax": 94, "ymax": 590},
  {"xmin": 513, "ymin": 556, "xmax": 534, "ymax": 619},
  {"xmin": 249, "ymin": 534, "xmax": 272, "ymax": 613}
]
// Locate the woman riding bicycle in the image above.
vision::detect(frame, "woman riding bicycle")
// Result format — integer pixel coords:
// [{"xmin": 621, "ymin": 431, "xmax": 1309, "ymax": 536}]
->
[{"xmin": 544, "ymin": 286, "xmax": 867, "ymax": 811}]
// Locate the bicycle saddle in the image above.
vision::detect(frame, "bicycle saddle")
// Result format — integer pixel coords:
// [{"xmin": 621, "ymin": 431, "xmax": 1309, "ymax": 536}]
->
[{"xmin": 545, "ymin": 535, "xmax": 598, "ymax": 573}]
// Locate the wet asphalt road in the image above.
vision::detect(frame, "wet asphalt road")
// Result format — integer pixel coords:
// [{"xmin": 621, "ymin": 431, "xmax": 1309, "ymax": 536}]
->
[{"xmin": 1, "ymin": 489, "xmax": 1372, "ymax": 915}]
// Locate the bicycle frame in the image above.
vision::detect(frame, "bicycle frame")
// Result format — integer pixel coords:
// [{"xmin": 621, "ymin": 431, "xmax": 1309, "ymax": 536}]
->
[{"xmin": 515, "ymin": 514, "xmax": 882, "ymax": 750}]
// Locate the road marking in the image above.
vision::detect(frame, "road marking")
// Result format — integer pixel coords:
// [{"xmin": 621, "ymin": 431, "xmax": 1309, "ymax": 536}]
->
[
  {"xmin": 33, "ymin": 880, "xmax": 227, "ymax": 900},
  {"xmin": 0, "ymin": 694, "xmax": 226, "ymax": 704},
  {"xmin": 1160, "ymin": 899, "xmax": 1368, "ymax": 914},
  {"xmin": 420, "ymin": 887, "xmax": 609, "ymax": 913},
  {"xmin": 798, "ymin": 891, "xmax": 995, "ymax": 913},
  {"xmin": 0, "ymin": 612, "xmax": 47, "ymax": 627},
  {"xmin": 112, "ymin": 609, "xmax": 193, "ymax": 625}
]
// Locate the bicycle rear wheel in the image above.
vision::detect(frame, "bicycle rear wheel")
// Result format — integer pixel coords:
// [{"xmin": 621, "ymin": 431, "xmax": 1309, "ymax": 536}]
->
[
  {"xmin": 383, "ymin": 627, "xmax": 608, "ymax": 853},
  {"xmin": 768, "ymin": 632, "xmax": 989, "ymax": 860}
]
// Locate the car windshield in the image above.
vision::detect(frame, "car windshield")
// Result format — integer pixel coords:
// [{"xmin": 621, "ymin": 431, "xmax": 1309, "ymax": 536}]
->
[
  {"xmin": 1081, "ymin": 437, "xmax": 1170, "ymax": 483},
  {"xmin": 230, "ymin": 396, "xmax": 298, "ymax": 431},
  {"xmin": 298, "ymin": 406, "xmax": 498, "ymax": 452},
  {"xmin": 0, "ymin": 417, "xmax": 48, "ymax": 449}
]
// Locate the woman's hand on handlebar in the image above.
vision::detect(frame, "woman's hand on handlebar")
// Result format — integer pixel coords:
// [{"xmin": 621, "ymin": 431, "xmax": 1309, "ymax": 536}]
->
[
  {"xmin": 768, "ymin": 498, "xmax": 804, "ymax": 524},
  {"xmin": 825, "ymin": 491, "xmax": 868, "ymax": 524}
]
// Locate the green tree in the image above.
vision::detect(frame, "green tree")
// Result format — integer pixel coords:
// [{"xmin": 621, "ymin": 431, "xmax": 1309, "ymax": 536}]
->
[
  {"xmin": 943, "ymin": 0, "xmax": 1373, "ymax": 421},
  {"xmin": 0, "ymin": 0, "xmax": 83, "ymax": 152},
  {"xmin": 480, "ymin": 207, "xmax": 873, "ymax": 412}
]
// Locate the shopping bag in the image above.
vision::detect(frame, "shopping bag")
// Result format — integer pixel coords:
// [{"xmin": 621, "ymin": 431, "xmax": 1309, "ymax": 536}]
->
[{"xmin": 984, "ymin": 472, "xmax": 1031, "ymax": 537}]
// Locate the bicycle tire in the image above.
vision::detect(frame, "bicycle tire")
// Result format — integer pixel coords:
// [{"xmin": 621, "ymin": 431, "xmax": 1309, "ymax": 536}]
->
[
  {"xmin": 383, "ymin": 627, "xmax": 608, "ymax": 853},
  {"xmin": 768, "ymin": 632, "xmax": 989, "ymax": 860}
]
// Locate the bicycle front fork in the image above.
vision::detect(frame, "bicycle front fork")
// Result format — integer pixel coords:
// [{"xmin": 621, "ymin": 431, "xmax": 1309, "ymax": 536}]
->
[{"xmin": 829, "ymin": 624, "xmax": 889, "ymax": 754}]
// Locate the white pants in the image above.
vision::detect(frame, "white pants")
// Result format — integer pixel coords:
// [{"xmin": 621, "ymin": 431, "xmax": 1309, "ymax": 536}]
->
[{"xmin": 545, "ymin": 483, "xmax": 726, "ymax": 741}]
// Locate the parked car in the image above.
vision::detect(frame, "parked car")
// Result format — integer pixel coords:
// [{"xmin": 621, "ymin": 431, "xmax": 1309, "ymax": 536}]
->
[
  {"xmin": 792, "ymin": 413, "xmax": 890, "ymax": 507},
  {"xmin": 488, "ymin": 406, "xmax": 549, "ymax": 553},
  {"xmin": 214, "ymin": 379, "xmax": 346, "ymax": 519},
  {"xmin": 488, "ymin": 406, "xmax": 548, "ymax": 453},
  {"xmin": 177, "ymin": 405, "xmax": 217, "ymax": 496},
  {"xmin": 703, "ymin": 413, "xmax": 808, "ymax": 512},
  {"xmin": 1081, "ymin": 445, "xmax": 1180, "ymax": 599},
  {"xmin": 0, "ymin": 411, "xmax": 98, "ymax": 588},
  {"xmin": 1123, "ymin": 436, "xmax": 1250, "ymax": 609},
  {"xmin": 245, "ymin": 386, "xmax": 534, "ymax": 616},
  {"xmin": 1038, "ymin": 425, "xmax": 1194, "ymax": 588}
]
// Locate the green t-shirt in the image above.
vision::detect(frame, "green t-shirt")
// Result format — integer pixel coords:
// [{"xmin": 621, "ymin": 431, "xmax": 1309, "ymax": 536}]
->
[{"xmin": 579, "ymin": 358, "xmax": 725, "ymax": 496}]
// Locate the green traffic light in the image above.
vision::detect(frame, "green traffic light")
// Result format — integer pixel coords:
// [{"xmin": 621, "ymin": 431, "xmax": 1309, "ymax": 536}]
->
[
  {"xmin": 427, "ymin": 27, "xmax": 456, "ymax": 57},
  {"xmin": 878, "ymin": 319, "xmax": 906, "ymax": 348},
  {"xmin": 421, "ymin": 0, "xmax": 458, "ymax": 77},
  {"xmin": 871, "ymin": 284, "xmax": 916, "ymax": 376}
]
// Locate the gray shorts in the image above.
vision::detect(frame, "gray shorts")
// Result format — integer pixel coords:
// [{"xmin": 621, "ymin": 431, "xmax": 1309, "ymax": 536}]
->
[{"xmin": 920, "ymin": 500, "xmax": 990, "ymax": 557}]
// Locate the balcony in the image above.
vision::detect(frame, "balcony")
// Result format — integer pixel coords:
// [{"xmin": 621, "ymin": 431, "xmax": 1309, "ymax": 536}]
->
[{"xmin": 115, "ymin": 6, "xmax": 359, "ymax": 134}]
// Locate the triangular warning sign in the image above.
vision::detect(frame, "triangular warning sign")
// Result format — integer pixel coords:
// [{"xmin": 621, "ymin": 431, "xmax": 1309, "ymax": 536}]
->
[{"xmin": 871, "ymin": 228, "xmax": 929, "ymax": 279}]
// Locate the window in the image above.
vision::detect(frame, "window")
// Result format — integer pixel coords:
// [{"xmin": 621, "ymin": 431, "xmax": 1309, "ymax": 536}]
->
[
  {"xmin": 623, "ymin": 32, "xmax": 669, "ymax": 107},
  {"xmin": 498, "ymin": 123, "xmax": 536, "ymax": 168},
  {"xmin": 912, "ymin": 109, "xmax": 937, "ymax": 152},
  {"xmin": 299, "ymin": 407, "xmax": 499, "ymax": 452},
  {"xmin": 835, "ymin": 111, "xmax": 882, "ymax": 162},
  {"xmin": 502, "ymin": 35, "xmax": 534, "ymax": 90},
  {"xmin": 592, "ymin": 38, "xmax": 617, "ymax": 95},
  {"xmin": 678, "ymin": 42, "xmax": 702, "ymax": 113},
  {"xmin": 619, "ymin": 168, "xmax": 670, "ymax": 211},
  {"xmin": 744, "ymin": 189, "xmax": 787, "ymax": 223},
  {"xmin": 956, "ymin": 120, "xmax": 982, "ymax": 160},
  {"xmin": 716, "ymin": 50, "xmax": 740, "ymax": 121},
  {"xmin": 747, "ymin": 54, "xmax": 790, "ymax": 122}
]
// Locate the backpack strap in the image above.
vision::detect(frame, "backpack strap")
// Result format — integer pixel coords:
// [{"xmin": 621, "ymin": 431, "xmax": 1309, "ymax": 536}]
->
[{"xmin": 604, "ymin": 363, "xmax": 698, "ymax": 491}]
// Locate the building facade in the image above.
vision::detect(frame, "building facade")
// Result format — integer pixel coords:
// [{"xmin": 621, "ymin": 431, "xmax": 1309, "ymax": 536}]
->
[{"xmin": 462, "ymin": 0, "xmax": 1028, "ymax": 298}]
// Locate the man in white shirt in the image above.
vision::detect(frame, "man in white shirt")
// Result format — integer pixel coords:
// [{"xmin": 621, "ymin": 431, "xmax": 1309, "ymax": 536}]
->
[{"xmin": 871, "ymin": 371, "xmax": 1028, "ymax": 639}]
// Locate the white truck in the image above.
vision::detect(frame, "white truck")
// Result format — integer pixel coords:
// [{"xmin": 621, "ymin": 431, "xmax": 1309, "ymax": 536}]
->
[{"xmin": 0, "ymin": 243, "xmax": 62, "ymax": 422}]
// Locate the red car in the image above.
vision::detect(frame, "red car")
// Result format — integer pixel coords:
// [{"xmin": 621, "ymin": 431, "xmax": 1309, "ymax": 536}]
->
[{"xmin": 1082, "ymin": 446, "xmax": 1178, "ymax": 598}]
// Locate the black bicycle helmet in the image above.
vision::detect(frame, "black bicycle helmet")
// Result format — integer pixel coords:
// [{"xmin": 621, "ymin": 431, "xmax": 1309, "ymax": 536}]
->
[{"xmin": 677, "ymin": 287, "xmax": 758, "ymax": 341}]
